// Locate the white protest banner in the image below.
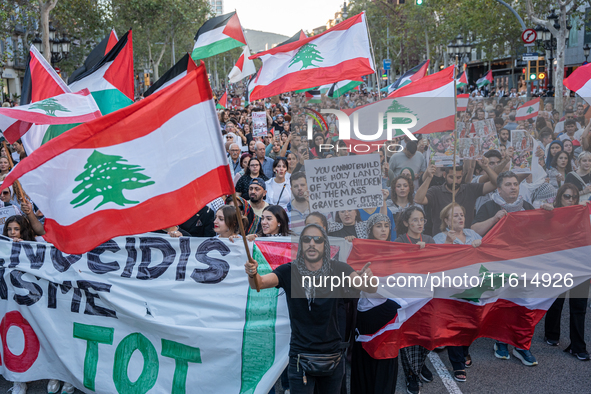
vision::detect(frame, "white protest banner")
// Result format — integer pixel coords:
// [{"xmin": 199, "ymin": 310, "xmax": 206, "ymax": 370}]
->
[
  {"xmin": 304, "ymin": 154, "xmax": 382, "ymax": 212},
  {"xmin": 0, "ymin": 205, "xmax": 20, "ymax": 233},
  {"xmin": 0, "ymin": 235, "xmax": 291, "ymax": 394},
  {"xmin": 511, "ymin": 129, "xmax": 533, "ymax": 174},
  {"xmin": 252, "ymin": 112, "xmax": 268, "ymax": 137}
]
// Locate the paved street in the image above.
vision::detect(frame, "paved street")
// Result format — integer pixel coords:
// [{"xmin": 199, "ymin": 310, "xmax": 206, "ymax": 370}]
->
[{"xmin": 2, "ymin": 299, "xmax": 589, "ymax": 394}]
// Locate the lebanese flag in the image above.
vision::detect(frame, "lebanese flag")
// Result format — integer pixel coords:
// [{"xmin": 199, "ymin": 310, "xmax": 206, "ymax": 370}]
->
[
  {"xmin": 276, "ymin": 30, "xmax": 307, "ymax": 48},
  {"xmin": 192, "ymin": 12, "xmax": 247, "ymax": 61},
  {"xmin": 248, "ymin": 13, "xmax": 375, "ymax": 101},
  {"xmin": 387, "ymin": 60, "xmax": 430, "ymax": 95},
  {"xmin": 516, "ymin": 98, "xmax": 540, "ymax": 121},
  {"xmin": 457, "ymin": 93, "xmax": 469, "ymax": 112},
  {"xmin": 22, "ymin": 30, "xmax": 134, "ymax": 155},
  {"xmin": 68, "ymin": 30, "xmax": 118, "ymax": 83},
  {"xmin": 228, "ymin": 45, "xmax": 256, "ymax": 83},
  {"xmin": 347, "ymin": 205, "xmax": 591, "ymax": 359},
  {"xmin": 476, "ymin": 70, "xmax": 493, "ymax": 87},
  {"xmin": 143, "ymin": 53, "xmax": 198, "ymax": 97},
  {"xmin": 564, "ymin": 63, "xmax": 591, "ymax": 105},
  {"xmin": 217, "ymin": 91, "xmax": 228, "ymax": 109},
  {"xmin": 0, "ymin": 63, "xmax": 234, "ymax": 254},
  {"xmin": 456, "ymin": 70, "xmax": 468, "ymax": 87},
  {"xmin": 10, "ymin": 45, "xmax": 70, "ymax": 147},
  {"xmin": 0, "ymin": 89, "xmax": 101, "ymax": 143}
]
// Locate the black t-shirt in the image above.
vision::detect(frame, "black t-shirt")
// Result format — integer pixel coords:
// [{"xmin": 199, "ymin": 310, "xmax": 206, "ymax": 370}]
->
[
  {"xmin": 329, "ymin": 225, "xmax": 357, "ymax": 239},
  {"xmin": 274, "ymin": 261, "xmax": 356, "ymax": 356},
  {"xmin": 473, "ymin": 200, "xmax": 534, "ymax": 235},
  {"xmin": 180, "ymin": 206, "xmax": 215, "ymax": 237},
  {"xmin": 565, "ymin": 172, "xmax": 591, "ymax": 192}
]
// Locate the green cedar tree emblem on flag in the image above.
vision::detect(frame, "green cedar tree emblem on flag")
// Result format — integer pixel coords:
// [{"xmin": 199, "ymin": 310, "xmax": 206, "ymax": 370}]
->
[
  {"xmin": 29, "ymin": 97, "xmax": 71, "ymax": 116},
  {"xmin": 70, "ymin": 150, "xmax": 155, "ymax": 210},
  {"xmin": 450, "ymin": 265, "xmax": 510, "ymax": 303},
  {"xmin": 289, "ymin": 43, "xmax": 324, "ymax": 70},
  {"xmin": 526, "ymin": 107, "xmax": 534, "ymax": 114},
  {"xmin": 383, "ymin": 99, "xmax": 419, "ymax": 137}
]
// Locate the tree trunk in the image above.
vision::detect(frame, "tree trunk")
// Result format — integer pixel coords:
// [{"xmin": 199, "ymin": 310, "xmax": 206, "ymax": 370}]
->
[
  {"xmin": 555, "ymin": 30, "xmax": 566, "ymax": 115},
  {"xmin": 153, "ymin": 41, "xmax": 168, "ymax": 81},
  {"xmin": 38, "ymin": 0, "xmax": 59, "ymax": 63}
]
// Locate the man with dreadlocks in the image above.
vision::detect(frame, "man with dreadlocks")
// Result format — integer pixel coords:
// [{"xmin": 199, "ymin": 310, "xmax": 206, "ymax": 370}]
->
[{"xmin": 245, "ymin": 224, "xmax": 376, "ymax": 394}]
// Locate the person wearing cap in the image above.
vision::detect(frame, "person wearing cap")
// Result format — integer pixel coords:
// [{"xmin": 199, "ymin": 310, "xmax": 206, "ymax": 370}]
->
[
  {"xmin": 248, "ymin": 178, "xmax": 269, "ymax": 217},
  {"xmin": 244, "ymin": 224, "xmax": 377, "ymax": 394}
]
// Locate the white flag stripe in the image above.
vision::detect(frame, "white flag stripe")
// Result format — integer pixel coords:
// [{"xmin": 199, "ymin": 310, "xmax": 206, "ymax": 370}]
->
[
  {"xmin": 255, "ymin": 20, "xmax": 372, "ymax": 85},
  {"xmin": 20, "ymin": 99, "xmax": 226, "ymax": 226},
  {"xmin": 69, "ymin": 60, "xmax": 118, "ymax": 93},
  {"xmin": 194, "ymin": 25, "xmax": 228, "ymax": 49},
  {"xmin": 156, "ymin": 71, "xmax": 188, "ymax": 93},
  {"xmin": 228, "ymin": 45, "xmax": 256, "ymax": 83}
]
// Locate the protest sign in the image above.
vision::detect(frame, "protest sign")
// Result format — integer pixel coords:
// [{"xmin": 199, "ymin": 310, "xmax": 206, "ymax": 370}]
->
[
  {"xmin": 0, "ymin": 205, "xmax": 20, "ymax": 234},
  {"xmin": 252, "ymin": 111, "xmax": 267, "ymax": 137},
  {"xmin": 0, "ymin": 235, "xmax": 291, "ymax": 394},
  {"xmin": 459, "ymin": 137, "xmax": 482, "ymax": 159},
  {"xmin": 304, "ymin": 154, "xmax": 382, "ymax": 212},
  {"xmin": 511, "ymin": 129, "xmax": 533, "ymax": 174},
  {"xmin": 427, "ymin": 131, "xmax": 458, "ymax": 167}
]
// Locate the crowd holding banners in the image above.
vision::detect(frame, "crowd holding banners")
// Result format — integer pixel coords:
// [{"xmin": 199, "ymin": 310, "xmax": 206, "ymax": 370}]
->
[{"xmin": 2, "ymin": 9, "xmax": 591, "ymax": 394}]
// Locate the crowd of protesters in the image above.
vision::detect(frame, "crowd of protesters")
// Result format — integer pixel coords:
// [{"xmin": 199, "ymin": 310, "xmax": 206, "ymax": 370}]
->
[{"xmin": 1, "ymin": 82, "xmax": 591, "ymax": 394}]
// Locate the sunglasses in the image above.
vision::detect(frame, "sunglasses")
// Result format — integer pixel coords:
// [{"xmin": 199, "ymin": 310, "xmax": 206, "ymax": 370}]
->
[
  {"xmin": 302, "ymin": 235, "xmax": 324, "ymax": 244},
  {"xmin": 1, "ymin": 191, "xmax": 9, "ymax": 195},
  {"xmin": 563, "ymin": 194, "xmax": 575, "ymax": 200}
]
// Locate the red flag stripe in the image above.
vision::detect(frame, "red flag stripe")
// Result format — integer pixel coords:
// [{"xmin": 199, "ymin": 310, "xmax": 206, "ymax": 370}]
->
[
  {"xmin": 409, "ymin": 60, "xmax": 430, "ymax": 83},
  {"xmin": 250, "ymin": 58, "xmax": 374, "ymax": 101},
  {"xmin": 388, "ymin": 66, "xmax": 454, "ymax": 98},
  {"xmin": 347, "ymin": 205, "xmax": 591, "ymax": 276},
  {"xmin": 362, "ymin": 298, "xmax": 547, "ymax": 359},
  {"xmin": 42, "ymin": 166, "xmax": 233, "ymax": 254}
]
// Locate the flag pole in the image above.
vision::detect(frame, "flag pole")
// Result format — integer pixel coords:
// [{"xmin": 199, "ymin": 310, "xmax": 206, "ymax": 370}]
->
[
  {"xmin": 2, "ymin": 141, "xmax": 26, "ymax": 204},
  {"xmin": 452, "ymin": 55, "xmax": 458, "ymax": 206},
  {"xmin": 232, "ymin": 192, "xmax": 261, "ymax": 292},
  {"xmin": 363, "ymin": 12, "xmax": 382, "ymax": 99}
]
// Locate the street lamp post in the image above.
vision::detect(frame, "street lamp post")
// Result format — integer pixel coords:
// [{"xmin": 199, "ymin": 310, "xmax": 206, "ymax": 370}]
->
[
  {"xmin": 35, "ymin": 22, "xmax": 71, "ymax": 67},
  {"xmin": 584, "ymin": 44, "xmax": 590, "ymax": 63},
  {"xmin": 535, "ymin": 10, "xmax": 571, "ymax": 95}
]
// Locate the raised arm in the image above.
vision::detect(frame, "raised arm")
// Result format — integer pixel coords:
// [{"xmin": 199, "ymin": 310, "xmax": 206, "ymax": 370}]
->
[
  {"xmin": 245, "ymin": 259, "xmax": 279, "ymax": 290},
  {"xmin": 415, "ymin": 164, "xmax": 434, "ymax": 205},
  {"xmin": 21, "ymin": 200, "xmax": 45, "ymax": 236}
]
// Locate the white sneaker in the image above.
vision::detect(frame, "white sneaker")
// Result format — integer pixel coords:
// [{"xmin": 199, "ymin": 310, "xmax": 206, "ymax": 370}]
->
[
  {"xmin": 47, "ymin": 379, "xmax": 61, "ymax": 394},
  {"xmin": 9, "ymin": 382, "xmax": 27, "ymax": 394},
  {"xmin": 61, "ymin": 383, "xmax": 75, "ymax": 394}
]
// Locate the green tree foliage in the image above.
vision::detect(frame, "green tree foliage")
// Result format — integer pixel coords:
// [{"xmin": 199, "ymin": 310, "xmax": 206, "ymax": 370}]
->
[
  {"xmin": 71, "ymin": 150, "xmax": 155, "ymax": 209},
  {"xmin": 111, "ymin": 0, "xmax": 211, "ymax": 80}
]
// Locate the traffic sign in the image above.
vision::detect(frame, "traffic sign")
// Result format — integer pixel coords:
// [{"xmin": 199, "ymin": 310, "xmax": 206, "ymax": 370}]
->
[
  {"xmin": 522, "ymin": 29, "xmax": 537, "ymax": 44},
  {"xmin": 522, "ymin": 52, "xmax": 539, "ymax": 61},
  {"xmin": 383, "ymin": 59, "xmax": 392, "ymax": 70},
  {"xmin": 54, "ymin": 67, "xmax": 61, "ymax": 73}
]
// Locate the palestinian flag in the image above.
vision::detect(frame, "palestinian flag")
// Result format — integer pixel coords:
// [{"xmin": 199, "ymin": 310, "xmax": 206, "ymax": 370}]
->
[
  {"xmin": 276, "ymin": 30, "xmax": 307, "ymax": 48},
  {"xmin": 192, "ymin": 12, "xmax": 247, "ymax": 61},
  {"xmin": 456, "ymin": 70, "xmax": 468, "ymax": 87},
  {"xmin": 0, "ymin": 89, "xmax": 101, "ymax": 144},
  {"xmin": 304, "ymin": 90, "xmax": 322, "ymax": 103},
  {"xmin": 248, "ymin": 13, "xmax": 375, "ymax": 101},
  {"xmin": 217, "ymin": 91, "xmax": 228, "ymax": 109},
  {"xmin": 68, "ymin": 30, "xmax": 118, "ymax": 83},
  {"xmin": 348, "ymin": 205, "xmax": 591, "ymax": 358},
  {"xmin": 476, "ymin": 70, "xmax": 493, "ymax": 88},
  {"xmin": 0, "ymin": 64, "xmax": 234, "ymax": 254},
  {"xmin": 457, "ymin": 93, "xmax": 469, "ymax": 112},
  {"xmin": 328, "ymin": 80, "xmax": 362, "ymax": 98},
  {"xmin": 228, "ymin": 45, "xmax": 256, "ymax": 83},
  {"xmin": 387, "ymin": 60, "xmax": 430, "ymax": 95},
  {"xmin": 14, "ymin": 45, "xmax": 70, "ymax": 150},
  {"xmin": 69, "ymin": 29, "xmax": 134, "ymax": 114},
  {"xmin": 516, "ymin": 98, "xmax": 540, "ymax": 121},
  {"xmin": 564, "ymin": 63, "xmax": 591, "ymax": 105},
  {"xmin": 143, "ymin": 53, "xmax": 197, "ymax": 97}
]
